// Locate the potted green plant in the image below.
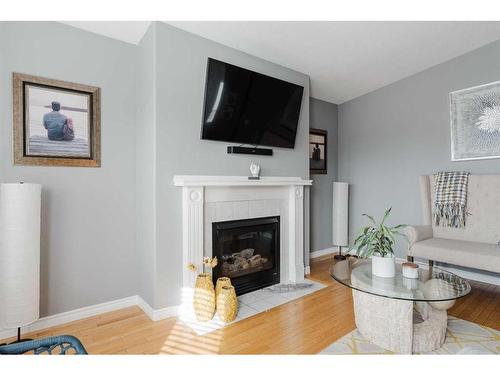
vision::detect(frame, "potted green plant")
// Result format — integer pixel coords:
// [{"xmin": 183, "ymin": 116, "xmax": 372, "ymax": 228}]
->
[{"xmin": 349, "ymin": 208, "xmax": 406, "ymax": 278}]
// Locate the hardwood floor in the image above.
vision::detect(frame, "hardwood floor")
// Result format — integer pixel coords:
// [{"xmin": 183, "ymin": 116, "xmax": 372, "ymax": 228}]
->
[{"xmin": 1, "ymin": 255, "xmax": 498, "ymax": 354}]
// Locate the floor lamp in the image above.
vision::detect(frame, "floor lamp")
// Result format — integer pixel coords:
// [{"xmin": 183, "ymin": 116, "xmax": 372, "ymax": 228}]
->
[
  {"xmin": 332, "ymin": 182, "xmax": 349, "ymax": 260},
  {"xmin": 0, "ymin": 183, "xmax": 41, "ymax": 343}
]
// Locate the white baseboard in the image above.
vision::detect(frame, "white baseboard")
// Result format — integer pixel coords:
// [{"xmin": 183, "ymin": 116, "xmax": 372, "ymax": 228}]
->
[
  {"xmin": 304, "ymin": 266, "xmax": 311, "ymax": 275},
  {"xmin": 0, "ymin": 295, "xmax": 179, "ymax": 341},
  {"xmin": 310, "ymin": 246, "xmax": 338, "ymax": 259},
  {"xmin": 135, "ymin": 296, "xmax": 179, "ymax": 321},
  {"xmin": 152, "ymin": 305, "xmax": 179, "ymax": 321},
  {"xmin": 135, "ymin": 296, "xmax": 155, "ymax": 320},
  {"xmin": 397, "ymin": 257, "xmax": 500, "ymax": 286},
  {"xmin": 0, "ymin": 296, "xmax": 137, "ymax": 340}
]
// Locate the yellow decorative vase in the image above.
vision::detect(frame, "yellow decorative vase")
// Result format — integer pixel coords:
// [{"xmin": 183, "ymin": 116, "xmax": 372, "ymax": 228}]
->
[
  {"xmin": 193, "ymin": 273, "xmax": 215, "ymax": 322},
  {"xmin": 215, "ymin": 277, "xmax": 232, "ymax": 298},
  {"xmin": 216, "ymin": 285, "xmax": 238, "ymax": 323}
]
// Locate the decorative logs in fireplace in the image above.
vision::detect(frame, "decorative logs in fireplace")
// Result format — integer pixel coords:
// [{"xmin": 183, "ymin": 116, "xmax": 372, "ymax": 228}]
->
[{"xmin": 221, "ymin": 248, "xmax": 269, "ymax": 275}]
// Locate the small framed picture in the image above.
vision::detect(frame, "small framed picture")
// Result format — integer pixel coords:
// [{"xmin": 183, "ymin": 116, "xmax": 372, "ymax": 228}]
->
[
  {"xmin": 13, "ymin": 73, "xmax": 101, "ymax": 167},
  {"xmin": 309, "ymin": 128, "xmax": 327, "ymax": 174}
]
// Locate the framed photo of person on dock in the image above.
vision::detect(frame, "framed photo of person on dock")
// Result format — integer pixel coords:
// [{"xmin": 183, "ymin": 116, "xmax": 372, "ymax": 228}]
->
[{"xmin": 13, "ymin": 73, "xmax": 101, "ymax": 167}]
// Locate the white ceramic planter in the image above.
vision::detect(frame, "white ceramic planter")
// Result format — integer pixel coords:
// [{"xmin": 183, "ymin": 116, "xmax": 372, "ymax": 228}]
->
[{"xmin": 372, "ymin": 254, "xmax": 395, "ymax": 278}]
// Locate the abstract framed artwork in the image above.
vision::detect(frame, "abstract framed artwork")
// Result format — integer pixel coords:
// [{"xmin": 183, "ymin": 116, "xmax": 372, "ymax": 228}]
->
[
  {"xmin": 13, "ymin": 73, "xmax": 101, "ymax": 167},
  {"xmin": 309, "ymin": 128, "xmax": 327, "ymax": 174},
  {"xmin": 450, "ymin": 81, "xmax": 500, "ymax": 161}
]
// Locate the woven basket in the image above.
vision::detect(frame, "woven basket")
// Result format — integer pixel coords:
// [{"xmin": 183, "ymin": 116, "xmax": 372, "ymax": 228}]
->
[
  {"xmin": 216, "ymin": 285, "xmax": 238, "ymax": 323},
  {"xmin": 193, "ymin": 273, "xmax": 215, "ymax": 322},
  {"xmin": 215, "ymin": 277, "xmax": 232, "ymax": 298}
]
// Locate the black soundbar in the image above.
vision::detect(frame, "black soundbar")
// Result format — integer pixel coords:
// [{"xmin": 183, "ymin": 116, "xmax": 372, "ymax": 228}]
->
[{"xmin": 227, "ymin": 146, "xmax": 273, "ymax": 156}]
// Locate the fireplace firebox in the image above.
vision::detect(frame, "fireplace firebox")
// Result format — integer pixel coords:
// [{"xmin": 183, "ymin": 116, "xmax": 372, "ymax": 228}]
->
[{"xmin": 212, "ymin": 216, "xmax": 280, "ymax": 295}]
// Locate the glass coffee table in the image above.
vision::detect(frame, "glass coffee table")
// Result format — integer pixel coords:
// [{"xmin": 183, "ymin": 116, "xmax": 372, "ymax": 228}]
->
[{"xmin": 330, "ymin": 257, "xmax": 471, "ymax": 354}]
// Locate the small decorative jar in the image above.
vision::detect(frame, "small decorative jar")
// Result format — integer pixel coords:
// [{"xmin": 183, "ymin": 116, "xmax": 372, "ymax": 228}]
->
[
  {"xmin": 402, "ymin": 262, "xmax": 419, "ymax": 279},
  {"xmin": 215, "ymin": 277, "xmax": 232, "ymax": 298},
  {"xmin": 193, "ymin": 273, "xmax": 216, "ymax": 322},
  {"xmin": 216, "ymin": 285, "xmax": 238, "ymax": 323}
]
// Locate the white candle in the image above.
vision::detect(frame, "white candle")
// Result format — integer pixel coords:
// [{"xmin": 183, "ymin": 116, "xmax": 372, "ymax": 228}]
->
[{"xmin": 402, "ymin": 262, "xmax": 419, "ymax": 279}]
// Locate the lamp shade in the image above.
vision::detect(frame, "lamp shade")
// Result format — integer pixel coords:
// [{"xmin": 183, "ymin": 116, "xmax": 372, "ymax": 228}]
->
[
  {"xmin": 332, "ymin": 182, "xmax": 349, "ymax": 247},
  {"xmin": 0, "ymin": 183, "xmax": 41, "ymax": 329}
]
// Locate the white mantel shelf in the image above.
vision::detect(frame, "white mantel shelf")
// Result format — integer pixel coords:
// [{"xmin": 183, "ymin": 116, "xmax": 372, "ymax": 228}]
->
[{"xmin": 173, "ymin": 175, "xmax": 313, "ymax": 187}]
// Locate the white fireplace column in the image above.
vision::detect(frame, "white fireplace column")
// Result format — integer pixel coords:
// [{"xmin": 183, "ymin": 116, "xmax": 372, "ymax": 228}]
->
[
  {"xmin": 288, "ymin": 185, "xmax": 304, "ymax": 282},
  {"xmin": 174, "ymin": 176, "xmax": 312, "ymax": 290},
  {"xmin": 182, "ymin": 186, "xmax": 204, "ymax": 289}
]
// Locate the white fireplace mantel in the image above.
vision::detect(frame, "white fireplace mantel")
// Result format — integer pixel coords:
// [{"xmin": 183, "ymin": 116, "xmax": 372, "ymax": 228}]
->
[
  {"xmin": 173, "ymin": 175, "xmax": 312, "ymax": 292},
  {"xmin": 173, "ymin": 175, "xmax": 312, "ymax": 187}
]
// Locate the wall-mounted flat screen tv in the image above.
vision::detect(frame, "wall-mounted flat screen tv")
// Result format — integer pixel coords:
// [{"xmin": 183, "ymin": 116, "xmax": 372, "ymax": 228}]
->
[{"xmin": 201, "ymin": 58, "xmax": 304, "ymax": 149}]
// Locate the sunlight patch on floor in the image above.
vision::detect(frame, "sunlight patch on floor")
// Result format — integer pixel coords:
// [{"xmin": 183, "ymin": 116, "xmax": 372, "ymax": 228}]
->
[
  {"xmin": 178, "ymin": 281, "xmax": 326, "ymax": 335},
  {"xmin": 160, "ymin": 321, "xmax": 223, "ymax": 354}
]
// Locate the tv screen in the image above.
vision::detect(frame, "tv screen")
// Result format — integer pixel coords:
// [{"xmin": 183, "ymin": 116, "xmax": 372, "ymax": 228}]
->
[{"xmin": 201, "ymin": 58, "xmax": 304, "ymax": 149}]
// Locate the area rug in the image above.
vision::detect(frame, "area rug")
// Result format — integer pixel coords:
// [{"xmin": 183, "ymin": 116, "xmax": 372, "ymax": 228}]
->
[
  {"xmin": 179, "ymin": 280, "xmax": 326, "ymax": 335},
  {"xmin": 321, "ymin": 317, "xmax": 499, "ymax": 354}
]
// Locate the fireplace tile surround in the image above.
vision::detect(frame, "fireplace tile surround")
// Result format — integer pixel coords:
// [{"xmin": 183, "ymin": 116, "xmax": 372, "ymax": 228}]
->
[{"xmin": 173, "ymin": 175, "xmax": 313, "ymax": 298}]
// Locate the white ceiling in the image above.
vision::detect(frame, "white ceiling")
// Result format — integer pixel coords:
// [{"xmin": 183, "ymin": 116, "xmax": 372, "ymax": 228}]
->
[
  {"xmin": 62, "ymin": 21, "xmax": 500, "ymax": 104},
  {"xmin": 61, "ymin": 21, "xmax": 151, "ymax": 45}
]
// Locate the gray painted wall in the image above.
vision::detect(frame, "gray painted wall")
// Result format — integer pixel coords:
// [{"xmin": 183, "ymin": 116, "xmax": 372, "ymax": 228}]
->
[
  {"xmin": 0, "ymin": 21, "xmax": 312, "ymax": 315},
  {"xmin": 309, "ymin": 98, "xmax": 339, "ymax": 253},
  {"xmin": 11, "ymin": 21, "xmax": 497, "ymax": 315},
  {"xmin": 339, "ymin": 39, "xmax": 500, "ymax": 260},
  {"xmin": 153, "ymin": 22, "xmax": 310, "ymax": 308},
  {"xmin": 0, "ymin": 22, "xmax": 139, "ymax": 316},
  {"xmin": 135, "ymin": 25, "xmax": 157, "ymax": 306}
]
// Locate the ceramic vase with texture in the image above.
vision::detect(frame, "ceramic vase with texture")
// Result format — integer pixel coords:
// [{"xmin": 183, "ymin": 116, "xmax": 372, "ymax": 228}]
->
[
  {"xmin": 215, "ymin": 277, "xmax": 232, "ymax": 298},
  {"xmin": 193, "ymin": 273, "xmax": 216, "ymax": 322},
  {"xmin": 217, "ymin": 285, "xmax": 238, "ymax": 323}
]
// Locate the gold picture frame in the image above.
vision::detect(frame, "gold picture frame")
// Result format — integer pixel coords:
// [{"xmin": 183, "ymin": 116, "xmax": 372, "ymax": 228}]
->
[{"xmin": 13, "ymin": 73, "xmax": 101, "ymax": 167}]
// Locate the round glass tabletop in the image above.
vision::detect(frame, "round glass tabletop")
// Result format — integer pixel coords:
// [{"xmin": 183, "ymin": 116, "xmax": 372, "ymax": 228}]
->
[{"xmin": 330, "ymin": 257, "xmax": 471, "ymax": 302}]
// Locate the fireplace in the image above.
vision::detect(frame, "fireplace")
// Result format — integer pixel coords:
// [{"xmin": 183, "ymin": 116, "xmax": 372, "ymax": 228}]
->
[{"xmin": 212, "ymin": 216, "xmax": 280, "ymax": 295}]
